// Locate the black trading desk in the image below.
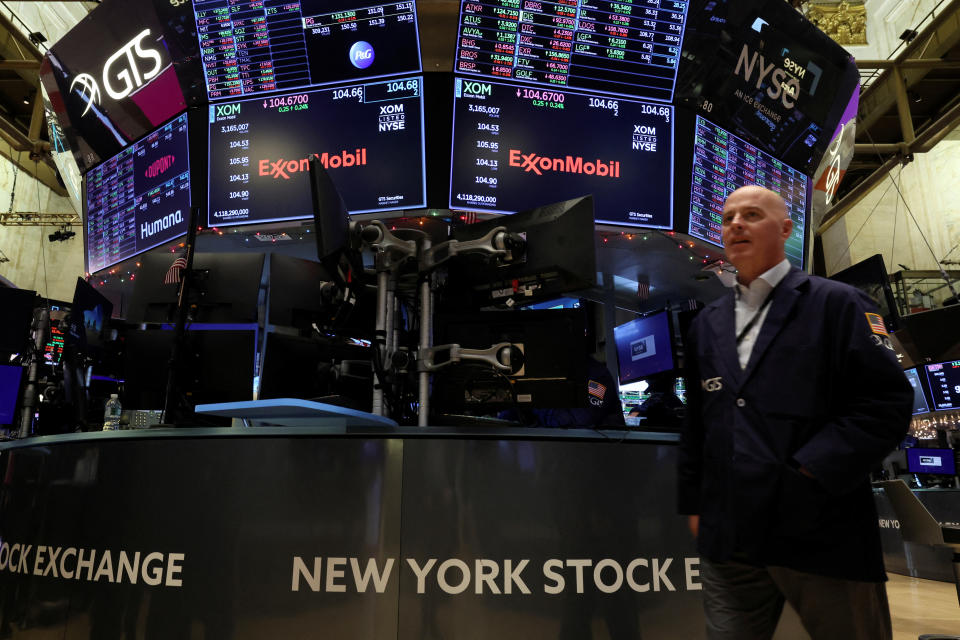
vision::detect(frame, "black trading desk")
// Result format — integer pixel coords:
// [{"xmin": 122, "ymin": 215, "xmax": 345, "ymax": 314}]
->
[{"xmin": 0, "ymin": 426, "xmax": 708, "ymax": 639}]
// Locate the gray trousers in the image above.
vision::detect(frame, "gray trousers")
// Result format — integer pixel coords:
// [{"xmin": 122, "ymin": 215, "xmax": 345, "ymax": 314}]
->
[{"xmin": 701, "ymin": 556, "xmax": 893, "ymax": 640}]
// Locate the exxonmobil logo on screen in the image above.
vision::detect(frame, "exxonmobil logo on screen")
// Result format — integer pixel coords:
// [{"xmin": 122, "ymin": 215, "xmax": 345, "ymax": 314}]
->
[
  {"xmin": 258, "ymin": 149, "xmax": 368, "ymax": 179},
  {"xmin": 145, "ymin": 155, "xmax": 175, "ymax": 179},
  {"xmin": 508, "ymin": 150, "xmax": 621, "ymax": 178}
]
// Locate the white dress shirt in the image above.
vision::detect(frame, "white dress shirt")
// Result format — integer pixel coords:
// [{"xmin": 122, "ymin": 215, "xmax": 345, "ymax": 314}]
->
[{"xmin": 734, "ymin": 259, "xmax": 791, "ymax": 369}]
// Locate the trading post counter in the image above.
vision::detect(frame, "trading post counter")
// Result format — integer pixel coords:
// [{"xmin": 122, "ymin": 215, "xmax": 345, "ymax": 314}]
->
[{"xmin": 0, "ymin": 427, "xmax": 706, "ymax": 639}]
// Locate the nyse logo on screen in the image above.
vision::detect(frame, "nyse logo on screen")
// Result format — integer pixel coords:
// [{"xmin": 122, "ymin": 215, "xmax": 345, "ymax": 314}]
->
[
  {"xmin": 378, "ymin": 104, "xmax": 405, "ymax": 132},
  {"xmin": 733, "ymin": 43, "xmax": 800, "ymax": 109},
  {"xmin": 632, "ymin": 125, "xmax": 658, "ymax": 152},
  {"xmin": 69, "ymin": 29, "xmax": 164, "ymax": 116},
  {"xmin": 918, "ymin": 456, "xmax": 943, "ymax": 467},
  {"xmin": 630, "ymin": 335, "xmax": 656, "ymax": 361},
  {"xmin": 350, "ymin": 41, "xmax": 375, "ymax": 69}
]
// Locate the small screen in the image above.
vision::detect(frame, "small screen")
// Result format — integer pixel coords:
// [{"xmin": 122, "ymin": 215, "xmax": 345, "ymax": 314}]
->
[
  {"xmin": 84, "ymin": 112, "xmax": 191, "ymax": 274},
  {"xmin": 450, "ymin": 78, "xmax": 674, "ymax": 228},
  {"xmin": 44, "ymin": 325, "xmax": 66, "ymax": 366},
  {"xmin": 207, "ymin": 78, "xmax": 426, "ymax": 227},
  {"xmin": 72, "ymin": 278, "xmax": 115, "ymax": 349},
  {"xmin": 195, "ymin": 0, "xmax": 422, "ymax": 101},
  {"xmin": 903, "ymin": 368, "xmax": 929, "ymax": 416},
  {"xmin": 614, "ymin": 311, "xmax": 674, "ymax": 383},
  {"xmin": 0, "ymin": 365, "xmax": 23, "ymax": 425},
  {"xmin": 688, "ymin": 115, "xmax": 808, "ymax": 268},
  {"xmin": 924, "ymin": 360, "xmax": 960, "ymax": 411},
  {"xmin": 906, "ymin": 447, "xmax": 957, "ymax": 476},
  {"xmin": 454, "ymin": 0, "xmax": 689, "ymax": 102}
]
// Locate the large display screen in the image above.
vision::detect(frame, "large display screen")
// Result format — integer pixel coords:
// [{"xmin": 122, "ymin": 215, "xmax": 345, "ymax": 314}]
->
[
  {"xmin": 924, "ymin": 360, "xmax": 960, "ymax": 411},
  {"xmin": 449, "ymin": 78, "xmax": 674, "ymax": 228},
  {"xmin": 84, "ymin": 113, "xmax": 191, "ymax": 274},
  {"xmin": 0, "ymin": 365, "xmax": 22, "ymax": 425},
  {"xmin": 455, "ymin": 0, "xmax": 688, "ymax": 102},
  {"xmin": 614, "ymin": 311, "xmax": 674, "ymax": 384},
  {"xmin": 39, "ymin": 0, "xmax": 206, "ymax": 173},
  {"xmin": 195, "ymin": 0, "xmax": 421, "ymax": 101},
  {"xmin": 207, "ymin": 78, "xmax": 426, "ymax": 227},
  {"xmin": 904, "ymin": 367, "xmax": 930, "ymax": 416},
  {"xmin": 687, "ymin": 115, "xmax": 808, "ymax": 268},
  {"xmin": 674, "ymin": 0, "xmax": 859, "ymax": 174}
]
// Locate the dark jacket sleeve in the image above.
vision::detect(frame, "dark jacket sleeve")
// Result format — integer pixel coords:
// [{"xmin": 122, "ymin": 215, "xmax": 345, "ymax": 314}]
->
[
  {"xmin": 792, "ymin": 287, "xmax": 912, "ymax": 494},
  {"xmin": 677, "ymin": 316, "xmax": 704, "ymax": 514}
]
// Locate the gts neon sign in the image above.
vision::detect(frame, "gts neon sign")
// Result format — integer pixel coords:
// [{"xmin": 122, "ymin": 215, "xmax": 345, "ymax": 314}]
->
[{"xmin": 69, "ymin": 29, "xmax": 163, "ymax": 116}]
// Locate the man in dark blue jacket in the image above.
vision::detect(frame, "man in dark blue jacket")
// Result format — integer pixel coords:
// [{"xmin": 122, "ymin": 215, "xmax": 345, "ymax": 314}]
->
[{"xmin": 677, "ymin": 185, "xmax": 912, "ymax": 639}]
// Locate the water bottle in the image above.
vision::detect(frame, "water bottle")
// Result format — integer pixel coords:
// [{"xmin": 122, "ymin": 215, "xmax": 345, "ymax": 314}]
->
[{"xmin": 103, "ymin": 394, "xmax": 122, "ymax": 431}]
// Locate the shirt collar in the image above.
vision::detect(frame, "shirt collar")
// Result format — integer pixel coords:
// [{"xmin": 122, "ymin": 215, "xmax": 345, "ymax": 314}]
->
[{"xmin": 735, "ymin": 259, "xmax": 791, "ymax": 300}]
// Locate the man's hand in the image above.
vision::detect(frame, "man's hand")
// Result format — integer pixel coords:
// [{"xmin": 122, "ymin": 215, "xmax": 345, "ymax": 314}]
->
[{"xmin": 688, "ymin": 514, "xmax": 699, "ymax": 539}]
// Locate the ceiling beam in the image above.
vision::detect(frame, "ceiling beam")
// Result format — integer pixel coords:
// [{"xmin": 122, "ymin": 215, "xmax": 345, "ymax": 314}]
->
[{"xmin": 0, "ymin": 213, "xmax": 79, "ymax": 227}]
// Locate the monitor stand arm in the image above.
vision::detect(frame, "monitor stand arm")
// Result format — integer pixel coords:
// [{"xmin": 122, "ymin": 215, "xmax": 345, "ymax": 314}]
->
[
  {"xmin": 419, "ymin": 226, "xmax": 525, "ymax": 271},
  {"xmin": 361, "ymin": 221, "xmax": 420, "ymax": 418}
]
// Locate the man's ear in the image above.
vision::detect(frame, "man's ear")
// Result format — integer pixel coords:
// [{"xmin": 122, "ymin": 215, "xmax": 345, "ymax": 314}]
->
[{"xmin": 781, "ymin": 217, "xmax": 793, "ymax": 240}]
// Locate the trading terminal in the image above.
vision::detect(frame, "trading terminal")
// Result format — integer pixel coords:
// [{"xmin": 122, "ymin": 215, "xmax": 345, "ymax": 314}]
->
[{"xmin": 0, "ymin": 0, "xmax": 959, "ymax": 637}]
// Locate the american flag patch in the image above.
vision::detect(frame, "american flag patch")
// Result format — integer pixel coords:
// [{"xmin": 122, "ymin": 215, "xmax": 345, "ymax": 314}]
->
[
  {"xmin": 865, "ymin": 312, "xmax": 887, "ymax": 336},
  {"xmin": 588, "ymin": 380, "xmax": 606, "ymax": 399}
]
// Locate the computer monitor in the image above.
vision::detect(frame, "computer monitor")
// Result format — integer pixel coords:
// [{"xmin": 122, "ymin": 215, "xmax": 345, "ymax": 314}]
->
[
  {"xmin": 905, "ymin": 447, "xmax": 957, "ymax": 476},
  {"xmin": 259, "ymin": 332, "xmax": 372, "ymax": 410},
  {"xmin": 126, "ymin": 251, "xmax": 264, "ymax": 324},
  {"xmin": 0, "ymin": 288, "xmax": 36, "ymax": 354},
  {"xmin": 268, "ymin": 254, "xmax": 338, "ymax": 332},
  {"xmin": 122, "ymin": 327, "xmax": 256, "ymax": 411},
  {"xmin": 432, "ymin": 309, "xmax": 587, "ymax": 412},
  {"xmin": 923, "ymin": 360, "xmax": 960, "ymax": 411},
  {"xmin": 903, "ymin": 367, "xmax": 931, "ymax": 416},
  {"xmin": 445, "ymin": 195, "xmax": 597, "ymax": 308},
  {"xmin": 0, "ymin": 365, "xmax": 23, "ymax": 426},
  {"xmin": 614, "ymin": 311, "xmax": 677, "ymax": 384},
  {"xmin": 71, "ymin": 278, "xmax": 114, "ymax": 350},
  {"xmin": 829, "ymin": 254, "xmax": 899, "ymax": 332}
]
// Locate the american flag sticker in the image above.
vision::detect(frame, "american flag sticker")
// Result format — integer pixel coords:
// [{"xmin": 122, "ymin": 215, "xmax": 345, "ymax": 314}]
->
[
  {"xmin": 865, "ymin": 313, "xmax": 887, "ymax": 336},
  {"xmin": 588, "ymin": 380, "xmax": 606, "ymax": 399}
]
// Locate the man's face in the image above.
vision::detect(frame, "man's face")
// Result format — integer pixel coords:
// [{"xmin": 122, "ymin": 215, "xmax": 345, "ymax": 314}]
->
[{"xmin": 721, "ymin": 187, "xmax": 793, "ymax": 280}]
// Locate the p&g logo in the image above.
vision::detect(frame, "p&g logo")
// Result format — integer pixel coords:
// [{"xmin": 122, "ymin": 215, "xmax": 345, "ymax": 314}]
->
[{"xmin": 349, "ymin": 41, "xmax": 375, "ymax": 69}]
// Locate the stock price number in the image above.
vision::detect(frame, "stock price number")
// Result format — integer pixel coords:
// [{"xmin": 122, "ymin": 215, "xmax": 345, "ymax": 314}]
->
[
  {"xmin": 229, "ymin": 156, "xmax": 250, "ymax": 166},
  {"xmin": 589, "ymin": 97, "xmax": 619, "ymax": 116},
  {"xmin": 386, "ymin": 79, "xmax": 420, "ymax": 96},
  {"xmin": 229, "ymin": 190, "xmax": 250, "ymax": 200},
  {"xmin": 229, "ymin": 173, "xmax": 249, "ymax": 182},
  {"xmin": 264, "ymin": 94, "xmax": 308, "ymax": 108},
  {"xmin": 332, "ymin": 86, "xmax": 363, "ymax": 101},
  {"xmin": 475, "ymin": 176, "xmax": 498, "ymax": 186},
  {"xmin": 641, "ymin": 104, "xmax": 672, "ymax": 121}
]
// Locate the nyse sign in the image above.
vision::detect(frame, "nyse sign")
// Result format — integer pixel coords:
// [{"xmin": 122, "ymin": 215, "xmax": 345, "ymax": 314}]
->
[{"xmin": 69, "ymin": 29, "xmax": 163, "ymax": 115}]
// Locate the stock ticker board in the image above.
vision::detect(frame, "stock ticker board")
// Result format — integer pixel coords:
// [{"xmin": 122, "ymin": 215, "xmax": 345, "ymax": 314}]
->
[
  {"xmin": 925, "ymin": 361, "xmax": 960, "ymax": 411},
  {"xmin": 688, "ymin": 115, "xmax": 808, "ymax": 268},
  {"xmin": 449, "ymin": 78, "xmax": 674, "ymax": 228},
  {"xmin": 85, "ymin": 113, "xmax": 192, "ymax": 274},
  {"xmin": 455, "ymin": 0, "xmax": 688, "ymax": 102},
  {"xmin": 194, "ymin": 0, "xmax": 421, "ymax": 100},
  {"xmin": 207, "ymin": 77, "xmax": 426, "ymax": 227}
]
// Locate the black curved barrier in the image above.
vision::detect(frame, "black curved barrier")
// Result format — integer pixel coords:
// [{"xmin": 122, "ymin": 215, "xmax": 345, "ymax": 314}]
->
[{"xmin": 0, "ymin": 428, "xmax": 704, "ymax": 639}]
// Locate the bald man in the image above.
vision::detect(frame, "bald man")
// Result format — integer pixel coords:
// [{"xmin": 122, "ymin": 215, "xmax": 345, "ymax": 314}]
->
[{"xmin": 677, "ymin": 186, "xmax": 912, "ymax": 640}]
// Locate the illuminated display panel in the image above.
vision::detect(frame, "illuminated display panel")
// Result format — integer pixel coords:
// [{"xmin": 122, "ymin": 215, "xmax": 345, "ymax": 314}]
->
[
  {"xmin": 207, "ymin": 77, "xmax": 426, "ymax": 227},
  {"xmin": 455, "ymin": 0, "xmax": 688, "ymax": 102},
  {"xmin": 450, "ymin": 78, "xmax": 673, "ymax": 227},
  {"xmin": 904, "ymin": 367, "xmax": 930, "ymax": 415},
  {"xmin": 44, "ymin": 326, "xmax": 66, "ymax": 366},
  {"xmin": 924, "ymin": 360, "xmax": 960, "ymax": 411},
  {"xmin": 688, "ymin": 115, "xmax": 808, "ymax": 268},
  {"xmin": 195, "ymin": 0, "xmax": 422, "ymax": 101},
  {"xmin": 84, "ymin": 113, "xmax": 191, "ymax": 274}
]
